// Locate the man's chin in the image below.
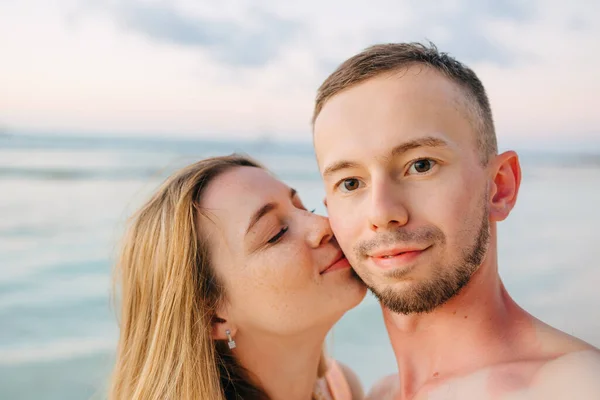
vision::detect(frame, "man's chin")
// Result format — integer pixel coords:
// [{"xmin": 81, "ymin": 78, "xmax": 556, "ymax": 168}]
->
[
  {"xmin": 366, "ymin": 279, "xmax": 462, "ymax": 315},
  {"xmin": 349, "ymin": 264, "xmax": 420, "ymax": 296}
]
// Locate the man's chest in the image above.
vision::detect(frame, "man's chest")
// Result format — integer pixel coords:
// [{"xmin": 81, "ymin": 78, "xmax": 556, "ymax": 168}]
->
[{"xmin": 410, "ymin": 362, "xmax": 544, "ymax": 400}]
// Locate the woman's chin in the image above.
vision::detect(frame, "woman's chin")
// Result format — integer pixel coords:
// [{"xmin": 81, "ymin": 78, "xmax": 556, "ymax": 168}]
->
[
  {"xmin": 325, "ymin": 270, "xmax": 368, "ymax": 313},
  {"xmin": 350, "ymin": 280, "xmax": 368, "ymax": 307}
]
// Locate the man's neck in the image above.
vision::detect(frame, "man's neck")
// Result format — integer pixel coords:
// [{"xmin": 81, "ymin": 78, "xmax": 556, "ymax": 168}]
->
[
  {"xmin": 383, "ymin": 253, "xmax": 538, "ymax": 398},
  {"xmin": 234, "ymin": 328, "xmax": 327, "ymax": 400}
]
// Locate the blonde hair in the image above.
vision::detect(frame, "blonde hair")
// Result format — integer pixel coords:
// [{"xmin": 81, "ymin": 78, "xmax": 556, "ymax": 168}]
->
[
  {"xmin": 109, "ymin": 154, "xmax": 327, "ymax": 400},
  {"xmin": 110, "ymin": 155, "xmax": 269, "ymax": 400}
]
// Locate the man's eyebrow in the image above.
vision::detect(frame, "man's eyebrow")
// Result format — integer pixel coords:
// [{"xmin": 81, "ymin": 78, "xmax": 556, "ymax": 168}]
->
[
  {"xmin": 245, "ymin": 187, "xmax": 297, "ymax": 235},
  {"xmin": 322, "ymin": 161, "xmax": 361, "ymax": 179},
  {"xmin": 322, "ymin": 136, "xmax": 449, "ymax": 178},
  {"xmin": 391, "ymin": 137, "xmax": 449, "ymax": 156}
]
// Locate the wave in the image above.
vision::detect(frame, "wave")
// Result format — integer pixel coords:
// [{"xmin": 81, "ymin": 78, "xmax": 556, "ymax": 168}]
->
[
  {"xmin": 0, "ymin": 133, "xmax": 316, "ymax": 156},
  {"xmin": 0, "ymin": 337, "xmax": 116, "ymax": 365},
  {"xmin": 0, "ymin": 165, "xmax": 322, "ymax": 181},
  {"xmin": 0, "ymin": 166, "xmax": 166, "ymax": 181}
]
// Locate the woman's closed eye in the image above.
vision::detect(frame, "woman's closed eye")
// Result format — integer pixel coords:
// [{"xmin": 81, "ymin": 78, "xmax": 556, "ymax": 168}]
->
[
  {"xmin": 265, "ymin": 206, "xmax": 314, "ymax": 245},
  {"xmin": 267, "ymin": 226, "xmax": 289, "ymax": 244}
]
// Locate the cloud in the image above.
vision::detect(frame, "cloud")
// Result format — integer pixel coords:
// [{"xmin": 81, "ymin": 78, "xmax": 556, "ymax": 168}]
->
[
  {"xmin": 0, "ymin": 0, "xmax": 598, "ymax": 141},
  {"xmin": 365, "ymin": 0, "xmax": 535, "ymax": 66},
  {"xmin": 88, "ymin": 1, "xmax": 301, "ymax": 67}
]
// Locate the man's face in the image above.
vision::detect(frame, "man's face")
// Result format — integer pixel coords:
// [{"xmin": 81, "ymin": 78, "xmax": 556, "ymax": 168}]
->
[{"xmin": 314, "ymin": 67, "xmax": 492, "ymax": 314}]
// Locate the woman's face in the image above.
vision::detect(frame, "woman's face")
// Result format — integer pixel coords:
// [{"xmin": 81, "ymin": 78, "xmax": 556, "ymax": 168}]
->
[{"xmin": 200, "ymin": 166, "xmax": 366, "ymax": 337}]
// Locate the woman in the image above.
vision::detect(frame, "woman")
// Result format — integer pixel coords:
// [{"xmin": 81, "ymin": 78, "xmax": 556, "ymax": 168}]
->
[{"xmin": 109, "ymin": 154, "xmax": 367, "ymax": 399}]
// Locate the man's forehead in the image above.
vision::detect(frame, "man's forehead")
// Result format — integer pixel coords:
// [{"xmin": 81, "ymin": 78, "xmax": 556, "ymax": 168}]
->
[
  {"xmin": 314, "ymin": 71, "xmax": 477, "ymax": 170},
  {"xmin": 315, "ymin": 67, "xmax": 460, "ymax": 120}
]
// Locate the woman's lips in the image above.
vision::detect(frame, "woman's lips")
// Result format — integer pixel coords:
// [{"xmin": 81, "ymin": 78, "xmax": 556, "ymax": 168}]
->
[{"xmin": 321, "ymin": 254, "xmax": 351, "ymax": 274}]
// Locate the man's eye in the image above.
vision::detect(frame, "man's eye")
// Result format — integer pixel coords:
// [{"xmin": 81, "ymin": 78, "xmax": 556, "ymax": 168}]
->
[
  {"xmin": 407, "ymin": 159, "xmax": 436, "ymax": 175},
  {"xmin": 267, "ymin": 226, "xmax": 288, "ymax": 244},
  {"xmin": 338, "ymin": 178, "xmax": 362, "ymax": 193}
]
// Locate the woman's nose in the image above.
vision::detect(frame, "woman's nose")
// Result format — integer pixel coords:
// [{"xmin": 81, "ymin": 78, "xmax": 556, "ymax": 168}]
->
[{"xmin": 306, "ymin": 213, "xmax": 334, "ymax": 248}]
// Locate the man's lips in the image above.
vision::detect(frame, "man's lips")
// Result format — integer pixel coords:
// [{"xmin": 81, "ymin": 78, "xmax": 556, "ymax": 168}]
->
[
  {"xmin": 320, "ymin": 252, "xmax": 351, "ymax": 274},
  {"xmin": 369, "ymin": 246, "xmax": 427, "ymax": 259},
  {"xmin": 367, "ymin": 245, "xmax": 431, "ymax": 269}
]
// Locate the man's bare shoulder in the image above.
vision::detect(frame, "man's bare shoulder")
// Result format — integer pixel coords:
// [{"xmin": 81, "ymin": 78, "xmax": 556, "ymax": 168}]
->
[
  {"xmin": 363, "ymin": 345, "xmax": 600, "ymax": 399},
  {"xmin": 425, "ymin": 349, "xmax": 600, "ymax": 399},
  {"xmin": 528, "ymin": 349, "xmax": 600, "ymax": 398},
  {"xmin": 366, "ymin": 374, "xmax": 399, "ymax": 400}
]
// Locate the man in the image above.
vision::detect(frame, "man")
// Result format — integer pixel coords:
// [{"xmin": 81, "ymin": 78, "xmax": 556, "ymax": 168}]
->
[{"xmin": 312, "ymin": 42, "xmax": 600, "ymax": 399}]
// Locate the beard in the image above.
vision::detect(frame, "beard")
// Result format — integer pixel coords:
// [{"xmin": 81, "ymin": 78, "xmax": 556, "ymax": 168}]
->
[{"xmin": 353, "ymin": 204, "xmax": 491, "ymax": 315}]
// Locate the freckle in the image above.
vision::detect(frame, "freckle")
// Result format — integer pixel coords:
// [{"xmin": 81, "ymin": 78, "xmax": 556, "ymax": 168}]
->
[
  {"xmin": 464, "ymin": 315, "xmax": 468, "ymax": 319},
  {"xmin": 453, "ymin": 311, "xmax": 457, "ymax": 315},
  {"xmin": 433, "ymin": 372, "xmax": 439, "ymax": 378}
]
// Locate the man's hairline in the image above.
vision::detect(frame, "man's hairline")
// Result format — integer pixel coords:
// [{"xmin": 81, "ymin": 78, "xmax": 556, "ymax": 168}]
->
[
  {"xmin": 312, "ymin": 64, "xmax": 491, "ymax": 165},
  {"xmin": 312, "ymin": 64, "xmax": 479, "ymax": 124}
]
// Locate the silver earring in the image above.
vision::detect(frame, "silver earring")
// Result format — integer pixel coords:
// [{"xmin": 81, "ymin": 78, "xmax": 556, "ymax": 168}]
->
[{"xmin": 225, "ymin": 329, "xmax": 236, "ymax": 349}]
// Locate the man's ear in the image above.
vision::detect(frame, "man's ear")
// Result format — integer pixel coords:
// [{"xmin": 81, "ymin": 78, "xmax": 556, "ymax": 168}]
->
[
  {"xmin": 488, "ymin": 150, "xmax": 521, "ymax": 222},
  {"xmin": 211, "ymin": 304, "xmax": 237, "ymax": 340}
]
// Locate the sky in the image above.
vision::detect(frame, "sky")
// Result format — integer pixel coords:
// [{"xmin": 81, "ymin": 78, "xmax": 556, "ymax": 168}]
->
[{"xmin": 0, "ymin": 0, "xmax": 599, "ymax": 146}]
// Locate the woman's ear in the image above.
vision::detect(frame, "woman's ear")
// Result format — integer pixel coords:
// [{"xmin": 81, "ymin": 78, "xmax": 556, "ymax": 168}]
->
[
  {"xmin": 211, "ymin": 305, "xmax": 237, "ymax": 341},
  {"xmin": 488, "ymin": 150, "xmax": 522, "ymax": 222}
]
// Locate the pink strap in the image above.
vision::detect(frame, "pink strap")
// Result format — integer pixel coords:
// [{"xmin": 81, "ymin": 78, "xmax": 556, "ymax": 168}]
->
[{"xmin": 324, "ymin": 359, "xmax": 353, "ymax": 400}]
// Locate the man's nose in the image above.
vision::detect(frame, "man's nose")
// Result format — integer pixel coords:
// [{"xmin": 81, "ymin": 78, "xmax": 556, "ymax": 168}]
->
[{"xmin": 367, "ymin": 177, "xmax": 409, "ymax": 232}]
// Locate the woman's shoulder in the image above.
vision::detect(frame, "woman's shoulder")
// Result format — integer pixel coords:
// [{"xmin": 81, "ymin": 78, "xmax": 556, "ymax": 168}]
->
[
  {"xmin": 365, "ymin": 374, "xmax": 399, "ymax": 400},
  {"xmin": 325, "ymin": 359, "xmax": 364, "ymax": 400}
]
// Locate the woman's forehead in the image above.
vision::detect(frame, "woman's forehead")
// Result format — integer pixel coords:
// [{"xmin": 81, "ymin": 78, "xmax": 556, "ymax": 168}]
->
[
  {"xmin": 204, "ymin": 167, "xmax": 285, "ymax": 204},
  {"xmin": 200, "ymin": 166, "xmax": 288, "ymax": 230}
]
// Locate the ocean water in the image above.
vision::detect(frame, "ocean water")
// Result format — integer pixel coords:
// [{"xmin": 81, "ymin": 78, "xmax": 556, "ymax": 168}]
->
[{"xmin": 1, "ymin": 134, "xmax": 599, "ymax": 400}]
